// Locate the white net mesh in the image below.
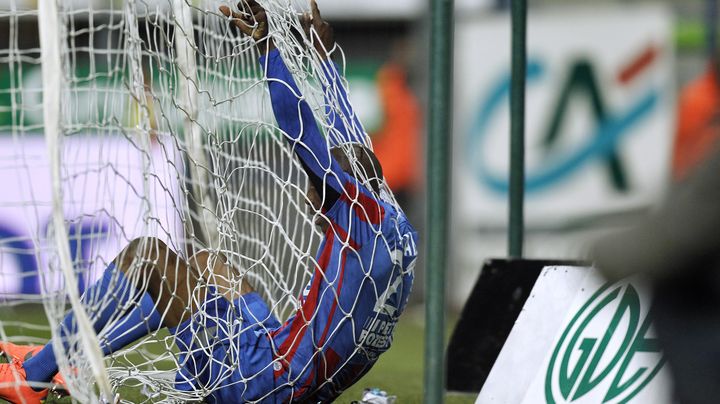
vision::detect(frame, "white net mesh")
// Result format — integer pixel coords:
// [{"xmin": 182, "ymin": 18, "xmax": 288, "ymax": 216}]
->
[{"xmin": 0, "ymin": 0, "xmax": 416, "ymax": 402}]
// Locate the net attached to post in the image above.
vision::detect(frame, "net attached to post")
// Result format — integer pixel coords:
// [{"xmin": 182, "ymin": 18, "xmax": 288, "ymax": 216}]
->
[{"xmin": 0, "ymin": 0, "xmax": 412, "ymax": 402}]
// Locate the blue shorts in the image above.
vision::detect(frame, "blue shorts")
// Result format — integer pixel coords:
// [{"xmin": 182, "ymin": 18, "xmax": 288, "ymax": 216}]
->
[{"xmin": 173, "ymin": 289, "xmax": 281, "ymax": 403}]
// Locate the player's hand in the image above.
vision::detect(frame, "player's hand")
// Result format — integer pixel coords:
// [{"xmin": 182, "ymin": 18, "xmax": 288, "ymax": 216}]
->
[
  {"xmin": 219, "ymin": 0, "xmax": 275, "ymax": 54},
  {"xmin": 299, "ymin": 0, "xmax": 334, "ymax": 60}
]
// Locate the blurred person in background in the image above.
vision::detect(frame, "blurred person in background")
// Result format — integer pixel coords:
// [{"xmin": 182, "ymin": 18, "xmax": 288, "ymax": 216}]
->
[
  {"xmin": 594, "ymin": 12, "xmax": 720, "ymax": 400},
  {"xmin": 369, "ymin": 40, "xmax": 422, "ymax": 213},
  {"xmin": 672, "ymin": 57, "xmax": 720, "ymax": 180},
  {"xmin": 593, "ymin": 3, "xmax": 720, "ymax": 397}
]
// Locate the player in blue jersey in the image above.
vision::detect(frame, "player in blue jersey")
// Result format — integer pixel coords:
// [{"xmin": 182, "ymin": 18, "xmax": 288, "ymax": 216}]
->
[
  {"xmin": 0, "ymin": 1, "xmax": 417, "ymax": 402},
  {"xmin": 222, "ymin": 1, "xmax": 418, "ymax": 401}
]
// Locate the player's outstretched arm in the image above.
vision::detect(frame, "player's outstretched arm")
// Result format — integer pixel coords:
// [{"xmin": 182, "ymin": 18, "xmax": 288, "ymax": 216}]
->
[
  {"xmin": 300, "ymin": 0, "xmax": 366, "ymax": 145},
  {"xmin": 221, "ymin": 0, "xmax": 345, "ymax": 211}
]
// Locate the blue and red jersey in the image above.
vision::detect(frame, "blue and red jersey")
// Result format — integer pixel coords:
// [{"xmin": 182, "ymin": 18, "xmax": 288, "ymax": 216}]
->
[{"xmin": 258, "ymin": 49, "xmax": 418, "ymax": 402}]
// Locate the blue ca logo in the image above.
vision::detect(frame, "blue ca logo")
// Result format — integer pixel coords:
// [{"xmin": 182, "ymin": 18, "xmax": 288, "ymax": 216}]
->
[{"xmin": 466, "ymin": 48, "xmax": 661, "ymax": 195}]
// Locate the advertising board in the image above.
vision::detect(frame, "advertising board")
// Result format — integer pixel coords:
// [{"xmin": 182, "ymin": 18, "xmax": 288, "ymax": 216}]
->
[
  {"xmin": 477, "ymin": 266, "xmax": 672, "ymax": 404},
  {"xmin": 454, "ymin": 5, "xmax": 674, "ymax": 228},
  {"xmin": 0, "ymin": 135, "xmax": 182, "ymax": 295}
]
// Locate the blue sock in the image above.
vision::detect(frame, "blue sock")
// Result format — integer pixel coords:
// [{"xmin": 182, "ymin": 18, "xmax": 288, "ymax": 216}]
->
[
  {"xmin": 24, "ymin": 263, "xmax": 162, "ymax": 384},
  {"xmin": 99, "ymin": 291, "xmax": 162, "ymax": 355}
]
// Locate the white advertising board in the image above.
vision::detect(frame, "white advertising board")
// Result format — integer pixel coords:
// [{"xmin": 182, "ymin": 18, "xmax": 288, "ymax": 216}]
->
[
  {"xmin": 0, "ymin": 135, "xmax": 183, "ymax": 295},
  {"xmin": 477, "ymin": 266, "xmax": 672, "ymax": 404},
  {"xmin": 453, "ymin": 4, "xmax": 675, "ymax": 228}
]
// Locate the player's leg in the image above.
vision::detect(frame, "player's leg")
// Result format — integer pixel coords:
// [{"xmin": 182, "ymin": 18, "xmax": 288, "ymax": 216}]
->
[
  {"xmin": 114, "ymin": 237, "xmax": 207, "ymax": 329},
  {"xmin": 93, "ymin": 238, "xmax": 210, "ymax": 356},
  {"xmin": 188, "ymin": 250, "xmax": 254, "ymax": 300},
  {"xmin": 16, "ymin": 238, "xmax": 205, "ymax": 387},
  {"xmin": 169, "ymin": 250, "xmax": 250, "ymax": 394},
  {"xmin": 183, "ymin": 252, "xmax": 283, "ymax": 402},
  {"xmin": 194, "ymin": 252, "xmax": 282, "ymax": 335}
]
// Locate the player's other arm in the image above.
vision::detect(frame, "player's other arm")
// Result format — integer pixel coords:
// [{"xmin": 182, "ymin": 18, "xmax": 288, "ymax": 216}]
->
[
  {"xmin": 300, "ymin": 0, "xmax": 366, "ymax": 145},
  {"xmin": 221, "ymin": 1, "xmax": 345, "ymax": 211}
]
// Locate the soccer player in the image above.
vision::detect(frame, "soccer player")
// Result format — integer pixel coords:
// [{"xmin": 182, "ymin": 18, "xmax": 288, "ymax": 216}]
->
[{"xmin": 0, "ymin": 1, "xmax": 418, "ymax": 402}]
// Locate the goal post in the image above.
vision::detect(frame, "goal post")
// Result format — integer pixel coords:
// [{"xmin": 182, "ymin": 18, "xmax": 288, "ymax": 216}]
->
[
  {"xmin": 425, "ymin": 0, "xmax": 454, "ymax": 402},
  {"xmin": 37, "ymin": 0, "xmax": 114, "ymax": 400}
]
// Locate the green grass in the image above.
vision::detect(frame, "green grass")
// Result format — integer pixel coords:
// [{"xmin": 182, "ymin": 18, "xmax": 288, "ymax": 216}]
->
[
  {"xmin": 0, "ymin": 304, "xmax": 476, "ymax": 403},
  {"xmin": 338, "ymin": 309, "xmax": 475, "ymax": 404}
]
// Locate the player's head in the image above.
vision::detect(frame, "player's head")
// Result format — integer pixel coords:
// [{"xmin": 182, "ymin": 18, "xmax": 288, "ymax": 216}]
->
[
  {"xmin": 330, "ymin": 144, "xmax": 384, "ymax": 195},
  {"xmin": 305, "ymin": 144, "xmax": 384, "ymax": 228}
]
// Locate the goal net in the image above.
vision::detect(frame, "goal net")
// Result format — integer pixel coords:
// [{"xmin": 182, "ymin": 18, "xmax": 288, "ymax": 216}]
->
[{"xmin": 0, "ymin": 0, "xmax": 403, "ymax": 402}]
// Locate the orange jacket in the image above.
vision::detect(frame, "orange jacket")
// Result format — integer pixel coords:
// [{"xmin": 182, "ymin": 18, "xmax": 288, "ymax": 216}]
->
[
  {"xmin": 673, "ymin": 64, "xmax": 720, "ymax": 180},
  {"xmin": 371, "ymin": 64, "xmax": 422, "ymax": 191}
]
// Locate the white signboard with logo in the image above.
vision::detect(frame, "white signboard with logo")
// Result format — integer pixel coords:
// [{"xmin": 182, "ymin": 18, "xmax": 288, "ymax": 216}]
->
[
  {"xmin": 448, "ymin": 3, "xmax": 675, "ymax": 310},
  {"xmin": 477, "ymin": 266, "xmax": 672, "ymax": 404},
  {"xmin": 453, "ymin": 4, "xmax": 674, "ymax": 228}
]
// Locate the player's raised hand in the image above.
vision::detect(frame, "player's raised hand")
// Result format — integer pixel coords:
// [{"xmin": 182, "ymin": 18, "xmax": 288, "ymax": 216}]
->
[
  {"xmin": 299, "ymin": 0, "xmax": 334, "ymax": 60},
  {"xmin": 220, "ymin": 1, "xmax": 275, "ymax": 54}
]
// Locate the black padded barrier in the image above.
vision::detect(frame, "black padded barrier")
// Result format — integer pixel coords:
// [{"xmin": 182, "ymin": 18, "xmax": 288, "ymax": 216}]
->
[{"xmin": 446, "ymin": 259, "xmax": 588, "ymax": 393}]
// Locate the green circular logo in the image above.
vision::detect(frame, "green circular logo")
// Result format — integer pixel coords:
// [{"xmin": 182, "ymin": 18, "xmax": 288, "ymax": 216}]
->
[{"xmin": 544, "ymin": 283, "xmax": 666, "ymax": 403}]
